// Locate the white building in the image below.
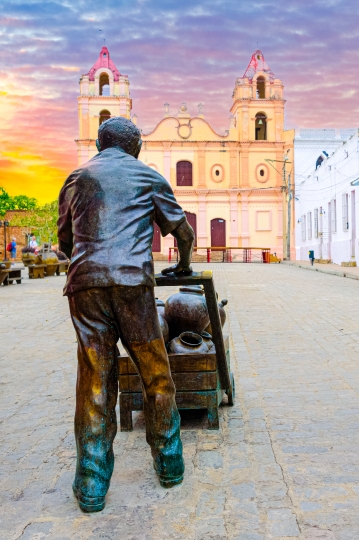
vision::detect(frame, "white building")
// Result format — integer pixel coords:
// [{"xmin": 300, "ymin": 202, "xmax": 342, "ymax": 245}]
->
[{"xmin": 294, "ymin": 129, "xmax": 359, "ymax": 263}]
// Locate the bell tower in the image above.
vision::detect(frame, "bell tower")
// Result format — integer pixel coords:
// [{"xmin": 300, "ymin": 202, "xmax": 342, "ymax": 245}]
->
[
  {"xmin": 76, "ymin": 46, "xmax": 132, "ymax": 165},
  {"xmin": 230, "ymin": 50, "xmax": 285, "ymax": 143}
]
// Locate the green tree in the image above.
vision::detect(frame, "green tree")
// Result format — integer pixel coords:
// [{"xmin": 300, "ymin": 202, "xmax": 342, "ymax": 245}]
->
[
  {"xmin": 9, "ymin": 199, "xmax": 59, "ymax": 244},
  {"xmin": 0, "ymin": 187, "xmax": 38, "ymax": 216}
]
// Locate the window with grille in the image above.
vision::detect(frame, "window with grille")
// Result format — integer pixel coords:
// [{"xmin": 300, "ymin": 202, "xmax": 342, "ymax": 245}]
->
[
  {"xmin": 307, "ymin": 212, "xmax": 312, "ymax": 240},
  {"xmin": 176, "ymin": 161, "xmax": 193, "ymax": 186},
  {"xmin": 331, "ymin": 199, "xmax": 337, "ymax": 233},
  {"xmin": 342, "ymin": 193, "xmax": 349, "ymax": 231},
  {"xmin": 301, "ymin": 215, "xmax": 306, "ymax": 242},
  {"xmin": 314, "ymin": 208, "xmax": 319, "ymax": 238}
]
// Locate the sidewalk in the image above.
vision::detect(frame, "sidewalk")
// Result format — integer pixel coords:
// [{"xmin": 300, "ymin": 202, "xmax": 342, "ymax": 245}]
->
[{"xmin": 282, "ymin": 259, "xmax": 359, "ymax": 280}]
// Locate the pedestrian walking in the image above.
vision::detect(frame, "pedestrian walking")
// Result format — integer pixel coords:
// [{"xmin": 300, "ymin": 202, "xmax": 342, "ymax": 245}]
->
[
  {"xmin": 9, "ymin": 237, "xmax": 17, "ymax": 264},
  {"xmin": 29, "ymin": 235, "xmax": 38, "ymax": 249}
]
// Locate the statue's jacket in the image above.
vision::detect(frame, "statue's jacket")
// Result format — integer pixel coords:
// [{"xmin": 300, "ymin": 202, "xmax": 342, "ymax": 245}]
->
[{"xmin": 58, "ymin": 147, "xmax": 185, "ymax": 295}]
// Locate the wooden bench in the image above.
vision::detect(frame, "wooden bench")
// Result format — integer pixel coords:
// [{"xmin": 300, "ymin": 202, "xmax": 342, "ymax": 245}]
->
[
  {"xmin": 56, "ymin": 261, "xmax": 70, "ymax": 275},
  {"xmin": 28, "ymin": 264, "xmax": 46, "ymax": 279},
  {"xmin": 3, "ymin": 266, "xmax": 24, "ymax": 285},
  {"xmin": 118, "ymin": 271, "xmax": 235, "ymax": 431}
]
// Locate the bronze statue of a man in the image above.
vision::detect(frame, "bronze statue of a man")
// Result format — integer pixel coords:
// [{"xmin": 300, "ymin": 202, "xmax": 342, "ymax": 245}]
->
[{"xmin": 58, "ymin": 117, "xmax": 194, "ymax": 513}]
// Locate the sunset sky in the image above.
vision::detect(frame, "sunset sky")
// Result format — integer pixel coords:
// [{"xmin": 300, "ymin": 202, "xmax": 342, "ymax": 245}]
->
[{"xmin": 1, "ymin": 0, "xmax": 358, "ymax": 204}]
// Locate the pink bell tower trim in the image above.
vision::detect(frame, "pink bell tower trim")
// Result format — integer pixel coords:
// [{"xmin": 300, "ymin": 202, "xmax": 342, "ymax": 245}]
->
[
  {"xmin": 88, "ymin": 46, "xmax": 121, "ymax": 81},
  {"xmin": 243, "ymin": 49, "xmax": 275, "ymax": 82}
]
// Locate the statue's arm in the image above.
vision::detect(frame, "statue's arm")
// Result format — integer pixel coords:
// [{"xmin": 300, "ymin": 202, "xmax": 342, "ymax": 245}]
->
[
  {"xmin": 161, "ymin": 220, "xmax": 194, "ymax": 275},
  {"xmin": 57, "ymin": 188, "xmax": 73, "ymax": 260}
]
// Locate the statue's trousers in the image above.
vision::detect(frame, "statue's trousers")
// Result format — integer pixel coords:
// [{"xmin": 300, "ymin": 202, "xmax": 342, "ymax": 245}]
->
[{"xmin": 68, "ymin": 285, "xmax": 182, "ymax": 497}]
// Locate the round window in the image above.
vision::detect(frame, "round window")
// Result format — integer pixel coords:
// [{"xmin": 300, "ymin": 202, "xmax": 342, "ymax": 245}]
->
[
  {"xmin": 256, "ymin": 164, "xmax": 269, "ymax": 183},
  {"xmin": 211, "ymin": 165, "xmax": 224, "ymax": 183}
]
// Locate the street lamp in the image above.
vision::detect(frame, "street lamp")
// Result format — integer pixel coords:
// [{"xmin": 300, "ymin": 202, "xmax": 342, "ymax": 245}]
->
[{"xmin": 0, "ymin": 220, "xmax": 10, "ymax": 261}]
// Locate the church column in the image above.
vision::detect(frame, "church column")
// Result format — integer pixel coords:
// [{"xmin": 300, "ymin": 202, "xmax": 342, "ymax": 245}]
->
[
  {"xmin": 228, "ymin": 142, "xmax": 239, "ymax": 188},
  {"xmin": 228, "ymin": 191, "xmax": 239, "ymax": 246},
  {"xmin": 277, "ymin": 192, "xmax": 283, "ymax": 257},
  {"xmin": 241, "ymin": 104, "xmax": 249, "ymax": 141},
  {"xmin": 162, "ymin": 142, "xmax": 172, "ymax": 185},
  {"xmin": 197, "ymin": 142, "xmax": 207, "ymax": 188},
  {"xmin": 162, "ymin": 142, "xmax": 175, "ymax": 255},
  {"xmin": 197, "ymin": 191, "xmax": 209, "ymax": 247},
  {"xmin": 241, "ymin": 192, "xmax": 250, "ymax": 247},
  {"xmin": 240, "ymin": 143, "xmax": 250, "ymax": 188}
]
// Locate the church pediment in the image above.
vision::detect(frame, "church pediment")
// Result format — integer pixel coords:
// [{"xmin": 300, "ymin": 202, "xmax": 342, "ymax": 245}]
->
[{"xmin": 142, "ymin": 116, "xmax": 229, "ymax": 142}]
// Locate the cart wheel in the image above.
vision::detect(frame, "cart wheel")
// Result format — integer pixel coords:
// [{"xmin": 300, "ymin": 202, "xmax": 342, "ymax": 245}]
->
[{"xmin": 226, "ymin": 372, "xmax": 235, "ymax": 406}]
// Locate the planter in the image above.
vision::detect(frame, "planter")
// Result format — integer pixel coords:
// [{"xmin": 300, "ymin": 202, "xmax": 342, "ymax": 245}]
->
[
  {"xmin": 0, "ymin": 265, "xmax": 9, "ymax": 286},
  {"xmin": 22, "ymin": 253, "xmax": 37, "ymax": 267}
]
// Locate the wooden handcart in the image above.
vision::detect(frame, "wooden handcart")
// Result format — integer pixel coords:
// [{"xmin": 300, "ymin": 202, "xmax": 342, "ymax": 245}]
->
[{"xmin": 118, "ymin": 270, "xmax": 235, "ymax": 431}]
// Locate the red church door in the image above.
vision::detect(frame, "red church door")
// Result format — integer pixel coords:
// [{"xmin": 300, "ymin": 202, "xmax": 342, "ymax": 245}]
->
[
  {"xmin": 152, "ymin": 222, "xmax": 161, "ymax": 252},
  {"xmin": 211, "ymin": 218, "xmax": 226, "ymax": 247}
]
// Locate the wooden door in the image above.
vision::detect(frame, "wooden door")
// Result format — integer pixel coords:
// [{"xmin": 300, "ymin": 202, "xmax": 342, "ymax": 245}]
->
[
  {"xmin": 152, "ymin": 222, "xmax": 161, "ymax": 252},
  {"xmin": 211, "ymin": 219, "xmax": 226, "ymax": 247}
]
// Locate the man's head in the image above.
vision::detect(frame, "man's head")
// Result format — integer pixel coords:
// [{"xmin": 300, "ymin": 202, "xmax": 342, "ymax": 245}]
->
[{"xmin": 97, "ymin": 117, "xmax": 142, "ymax": 158}]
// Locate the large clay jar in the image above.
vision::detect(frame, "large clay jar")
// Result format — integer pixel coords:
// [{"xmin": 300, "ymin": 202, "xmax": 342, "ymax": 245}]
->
[
  {"xmin": 165, "ymin": 286, "xmax": 210, "ymax": 339},
  {"xmin": 156, "ymin": 299, "xmax": 169, "ymax": 343},
  {"xmin": 168, "ymin": 332, "xmax": 209, "ymax": 355},
  {"xmin": 205, "ymin": 298, "xmax": 228, "ymax": 335}
]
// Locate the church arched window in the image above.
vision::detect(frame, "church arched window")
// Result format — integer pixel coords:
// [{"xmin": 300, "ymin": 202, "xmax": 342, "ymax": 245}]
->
[
  {"xmin": 255, "ymin": 112, "xmax": 267, "ymax": 140},
  {"xmin": 256, "ymin": 76, "xmax": 265, "ymax": 99},
  {"xmin": 99, "ymin": 109, "xmax": 111, "ymax": 126},
  {"xmin": 99, "ymin": 73, "xmax": 110, "ymax": 96},
  {"xmin": 176, "ymin": 161, "xmax": 193, "ymax": 186}
]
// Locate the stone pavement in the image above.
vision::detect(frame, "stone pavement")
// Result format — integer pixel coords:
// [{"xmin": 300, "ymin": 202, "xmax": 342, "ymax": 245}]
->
[
  {"xmin": 282, "ymin": 260, "xmax": 359, "ymax": 281},
  {"xmin": 1, "ymin": 263, "xmax": 359, "ymax": 540}
]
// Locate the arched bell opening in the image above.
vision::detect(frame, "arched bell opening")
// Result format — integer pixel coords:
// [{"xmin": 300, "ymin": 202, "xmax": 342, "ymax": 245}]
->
[
  {"xmin": 255, "ymin": 112, "xmax": 267, "ymax": 141},
  {"xmin": 256, "ymin": 76, "xmax": 265, "ymax": 99},
  {"xmin": 99, "ymin": 109, "xmax": 111, "ymax": 126},
  {"xmin": 99, "ymin": 73, "xmax": 110, "ymax": 96}
]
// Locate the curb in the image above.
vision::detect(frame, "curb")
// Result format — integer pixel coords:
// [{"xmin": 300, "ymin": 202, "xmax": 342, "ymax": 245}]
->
[{"xmin": 281, "ymin": 261, "xmax": 359, "ymax": 281}]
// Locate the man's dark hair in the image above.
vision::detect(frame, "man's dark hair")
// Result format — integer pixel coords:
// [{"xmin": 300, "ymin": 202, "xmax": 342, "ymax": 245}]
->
[{"xmin": 98, "ymin": 117, "xmax": 141, "ymax": 155}]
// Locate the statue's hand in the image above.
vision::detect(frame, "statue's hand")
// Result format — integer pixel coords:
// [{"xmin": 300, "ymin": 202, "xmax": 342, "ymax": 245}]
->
[{"xmin": 161, "ymin": 262, "xmax": 193, "ymax": 276}]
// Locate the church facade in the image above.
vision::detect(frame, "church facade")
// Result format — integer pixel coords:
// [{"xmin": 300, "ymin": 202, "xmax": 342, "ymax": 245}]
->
[{"xmin": 77, "ymin": 47, "xmax": 294, "ymax": 257}]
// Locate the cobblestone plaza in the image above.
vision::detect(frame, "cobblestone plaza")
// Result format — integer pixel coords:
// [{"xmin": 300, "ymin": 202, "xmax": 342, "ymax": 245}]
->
[{"xmin": 1, "ymin": 263, "xmax": 359, "ymax": 540}]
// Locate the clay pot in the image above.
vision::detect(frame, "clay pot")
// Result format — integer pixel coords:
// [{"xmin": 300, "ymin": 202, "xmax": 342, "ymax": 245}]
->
[
  {"xmin": 156, "ymin": 299, "xmax": 169, "ymax": 343},
  {"xmin": 168, "ymin": 332, "xmax": 210, "ymax": 355},
  {"xmin": 201, "ymin": 331, "xmax": 215, "ymax": 351},
  {"xmin": 205, "ymin": 298, "xmax": 228, "ymax": 335},
  {"xmin": 165, "ymin": 286, "xmax": 210, "ymax": 339},
  {"xmin": 0, "ymin": 260, "xmax": 11, "ymax": 270}
]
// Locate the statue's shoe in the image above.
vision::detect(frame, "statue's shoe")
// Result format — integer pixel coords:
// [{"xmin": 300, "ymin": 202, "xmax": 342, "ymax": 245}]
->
[
  {"xmin": 72, "ymin": 483, "xmax": 105, "ymax": 512},
  {"xmin": 153, "ymin": 460, "xmax": 184, "ymax": 488}
]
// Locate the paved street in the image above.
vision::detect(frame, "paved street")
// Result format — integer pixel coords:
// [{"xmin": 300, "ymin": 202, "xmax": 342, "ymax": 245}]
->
[{"xmin": 1, "ymin": 263, "xmax": 359, "ymax": 540}]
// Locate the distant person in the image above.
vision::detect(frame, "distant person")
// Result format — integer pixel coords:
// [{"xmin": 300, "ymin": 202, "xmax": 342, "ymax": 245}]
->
[
  {"xmin": 29, "ymin": 235, "xmax": 38, "ymax": 249},
  {"xmin": 9, "ymin": 237, "xmax": 17, "ymax": 264},
  {"xmin": 309, "ymin": 250, "xmax": 315, "ymax": 266}
]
